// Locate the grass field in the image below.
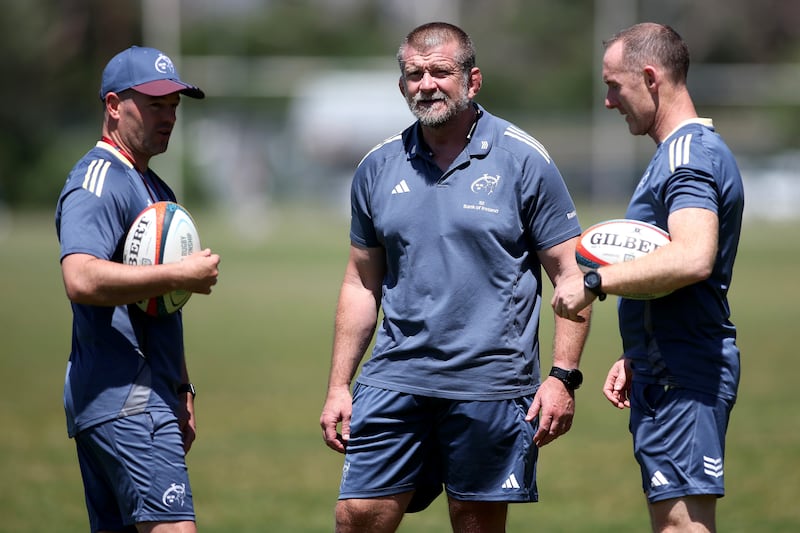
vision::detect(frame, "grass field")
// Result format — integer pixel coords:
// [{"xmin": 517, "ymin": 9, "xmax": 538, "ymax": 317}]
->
[{"xmin": 1, "ymin": 204, "xmax": 798, "ymax": 532}]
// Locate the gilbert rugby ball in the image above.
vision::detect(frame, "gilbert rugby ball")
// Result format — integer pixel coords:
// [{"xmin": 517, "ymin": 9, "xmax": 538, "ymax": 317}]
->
[
  {"xmin": 122, "ymin": 201, "xmax": 201, "ymax": 316},
  {"xmin": 576, "ymin": 219, "xmax": 671, "ymax": 300}
]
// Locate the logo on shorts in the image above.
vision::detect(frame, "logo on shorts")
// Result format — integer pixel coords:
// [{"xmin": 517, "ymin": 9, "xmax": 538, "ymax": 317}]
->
[
  {"xmin": 703, "ymin": 456, "xmax": 724, "ymax": 478},
  {"xmin": 339, "ymin": 461, "xmax": 351, "ymax": 491},
  {"xmin": 162, "ymin": 482, "xmax": 187, "ymax": 507},
  {"xmin": 501, "ymin": 473, "xmax": 520, "ymax": 489},
  {"xmin": 650, "ymin": 470, "xmax": 670, "ymax": 488}
]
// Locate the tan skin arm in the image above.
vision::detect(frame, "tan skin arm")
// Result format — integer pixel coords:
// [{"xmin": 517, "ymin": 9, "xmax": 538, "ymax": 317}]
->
[
  {"xmin": 320, "ymin": 244, "xmax": 386, "ymax": 454},
  {"xmin": 61, "ymin": 250, "xmax": 220, "ymax": 307},
  {"xmin": 527, "ymin": 236, "xmax": 592, "ymax": 447},
  {"xmin": 62, "ymin": 251, "xmax": 218, "ymax": 455},
  {"xmin": 551, "ymin": 207, "xmax": 718, "ymax": 321}
]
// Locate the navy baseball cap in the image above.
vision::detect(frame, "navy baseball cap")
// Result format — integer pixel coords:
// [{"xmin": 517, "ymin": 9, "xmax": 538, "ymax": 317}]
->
[{"xmin": 100, "ymin": 46, "xmax": 205, "ymax": 101}]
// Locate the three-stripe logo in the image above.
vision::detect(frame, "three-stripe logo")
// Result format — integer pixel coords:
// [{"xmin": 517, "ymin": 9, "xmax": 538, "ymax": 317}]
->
[
  {"xmin": 501, "ymin": 473, "xmax": 520, "ymax": 489},
  {"xmin": 703, "ymin": 456, "xmax": 723, "ymax": 478},
  {"xmin": 392, "ymin": 179, "xmax": 411, "ymax": 195},
  {"xmin": 668, "ymin": 133, "xmax": 693, "ymax": 172},
  {"xmin": 82, "ymin": 159, "xmax": 111, "ymax": 197},
  {"xmin": 650, "ymin": 470, "xmax": 670, "ymax": 487}
]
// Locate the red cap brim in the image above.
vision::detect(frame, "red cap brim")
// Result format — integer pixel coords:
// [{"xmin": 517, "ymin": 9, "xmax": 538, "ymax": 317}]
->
[{"xmin": 132, "ymin": 79, "xmax": 205, "ymax": 99}]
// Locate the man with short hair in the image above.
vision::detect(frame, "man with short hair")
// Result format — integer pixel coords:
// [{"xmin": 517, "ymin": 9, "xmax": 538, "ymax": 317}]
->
[
  {"xmin": 552, "ymin": 23, "xmax": 744, "ymax": 532},
  {"xmin": 320, "ymin": 22, "xmax": 591, "ymax": 533},
  {"xmin": 56, "ymin": 46, "xmax": 220, "ymax": 533}
]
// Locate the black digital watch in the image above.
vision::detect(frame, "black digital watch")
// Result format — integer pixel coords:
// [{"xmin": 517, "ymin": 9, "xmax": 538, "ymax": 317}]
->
[
  {"xmin": 584, "ymin": 270, "xmax": 606, "ymax": 301},
  {"xmin": 549, "ymin": 367, "xmax": 583, "ymax": 391}
]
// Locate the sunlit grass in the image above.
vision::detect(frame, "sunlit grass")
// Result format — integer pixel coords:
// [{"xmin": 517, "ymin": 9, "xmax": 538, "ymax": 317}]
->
[{"xmin": 1, "ymin": 206, "xmax": 797, "ymax": 532}]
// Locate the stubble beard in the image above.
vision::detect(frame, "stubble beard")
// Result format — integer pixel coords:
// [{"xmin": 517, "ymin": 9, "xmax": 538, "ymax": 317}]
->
[
  {"xmin": 407, "ymin": 89, "xmax": 471, "ymax": 128},
  {"xmin": 141, "ymin": 132, "xmax": 171, "ymax": 158}
]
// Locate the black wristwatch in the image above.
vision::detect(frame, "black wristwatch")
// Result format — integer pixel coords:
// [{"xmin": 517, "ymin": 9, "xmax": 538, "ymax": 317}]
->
[
  {"xmin": 549, "ymin": 366, "xmax": 583, "ymax": 391},
  {"xmin": 584, "ymin": 270, "xmax": 606, "ymax": 301},
  {"xmin": 177, "ymin": 383, "xmax": 196, "ymax": 398}
]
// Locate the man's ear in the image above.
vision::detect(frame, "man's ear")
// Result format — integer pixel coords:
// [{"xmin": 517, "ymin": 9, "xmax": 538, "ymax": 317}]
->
[
  {"xmin": 398, "ymin": 77, "xmax": 407, "ymax": 98},
  {"xmin": 468, "ymin": 67, "xmax": 482, "ymax": 99},
  {"xmin": 643, "ymin": 65, "xmax": 658, "ymax": 91},
  {"xmin": 105, "ymin": 92, "xmax": 122, "ymax": 119}
]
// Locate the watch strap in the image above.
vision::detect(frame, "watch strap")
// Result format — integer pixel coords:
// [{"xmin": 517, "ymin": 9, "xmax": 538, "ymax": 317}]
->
[
  {"xmin": 584, "ymin": 271, "xmax": 606, "ymax": 301},
  {"xmin": 548, "ymin": 366, "xmax": 583, "ymax": 391},
  {"xmin": 177, "ymin": 383, "xmax": 196, "ymax": 397}
]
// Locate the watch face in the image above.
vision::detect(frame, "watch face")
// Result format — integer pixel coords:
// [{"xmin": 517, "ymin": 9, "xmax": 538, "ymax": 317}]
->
[
  {"xmin": 583, "ymin": 271, "xmax": 605, "ymax": 300},
  {"xmin": 550, "ymin": 367, "xmax": 583, "ymax": 390},
  {"xmin": 566, "ymin": 369, "xmax": 583, "ymax": 389}
]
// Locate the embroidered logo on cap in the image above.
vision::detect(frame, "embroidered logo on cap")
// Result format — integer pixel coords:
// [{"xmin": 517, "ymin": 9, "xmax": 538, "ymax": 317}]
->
[{"xmin": 154, "ymin": 54, "xmax": 176, "ymax": 75}]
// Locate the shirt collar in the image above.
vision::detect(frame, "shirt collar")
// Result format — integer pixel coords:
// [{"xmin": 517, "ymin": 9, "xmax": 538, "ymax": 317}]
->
[
  {"xmin": 405, "ymin": 103, "xmax": 493, "ymax": 160},
  {"xmin": 96, "ymin": 140, "xmax": 135, "ymax": 169},
  {"xmin": 663, "ymin": 117, "xmax": 714, "ymax": 142}
]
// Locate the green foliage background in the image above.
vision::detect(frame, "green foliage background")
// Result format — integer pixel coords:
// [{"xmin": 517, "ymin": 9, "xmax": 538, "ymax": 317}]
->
[
  {"xmin": 1, "ymin": 205, "xmax": 798, "ymax": 532},
  {"xmin": 2, "ymin": 0, "xmax": 800, "ymax": 206}
]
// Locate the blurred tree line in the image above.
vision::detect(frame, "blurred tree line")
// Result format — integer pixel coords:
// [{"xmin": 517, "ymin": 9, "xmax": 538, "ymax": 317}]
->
[{"xmin": 2, "ymin": 0, "xmax": 800, "ymax": 207}]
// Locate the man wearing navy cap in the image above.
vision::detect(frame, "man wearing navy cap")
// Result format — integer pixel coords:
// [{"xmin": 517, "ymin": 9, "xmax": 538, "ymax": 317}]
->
[{"xmin": 56, "ymin": 46, "xmax": 219, "ymax": 533}]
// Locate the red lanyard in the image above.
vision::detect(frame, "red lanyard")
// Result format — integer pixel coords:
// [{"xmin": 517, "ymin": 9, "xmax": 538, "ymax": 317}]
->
[
  {"xmin": 101, "ymin": 136, "xmax": 137, "ymax": 165},
  {"xmin": 101, "ymin": 137, "xmax": 162, "ymax": 202}
]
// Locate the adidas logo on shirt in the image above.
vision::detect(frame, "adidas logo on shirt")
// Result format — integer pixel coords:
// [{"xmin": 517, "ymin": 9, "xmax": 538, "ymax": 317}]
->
[
  {"xmin": 82, "ymin": 159, "xmax": 111, "ymax": 197},
  {"xmin": 668, "ymin": 133, "xmax": 693, "ymax": 172},
  {"xmin": 391, "ymin": 180, "xmax": 411, "ymax": 194}
]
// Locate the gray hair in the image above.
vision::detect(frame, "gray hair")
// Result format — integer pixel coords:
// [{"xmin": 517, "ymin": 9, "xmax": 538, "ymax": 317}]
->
[{"xmin": 397, "ymin": 22, "xmax": 476, "ymax": 75}]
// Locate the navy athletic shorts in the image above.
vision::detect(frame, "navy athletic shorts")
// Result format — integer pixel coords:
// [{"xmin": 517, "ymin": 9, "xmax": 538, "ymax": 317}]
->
[
  {"xmin": 338, "ymin": 383, "xmax": 539, "ymax": 512},
  {"xmin": 74, "ymin": 411, "xmax": 195, "ymax": 532},
  {"xmin": 629, "ymin": 382, "xmax": 734, "ymax": 503}
]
